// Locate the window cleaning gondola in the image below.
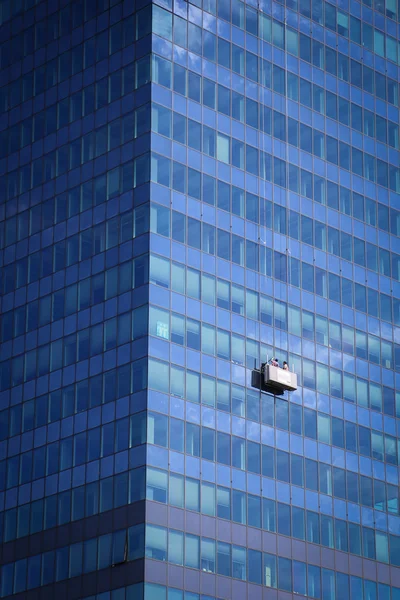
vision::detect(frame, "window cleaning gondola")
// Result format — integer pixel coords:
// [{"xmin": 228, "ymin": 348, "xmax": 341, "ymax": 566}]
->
[{"xmin": 251, "ymin": 357, "xmax": 298, "ymax": 395}]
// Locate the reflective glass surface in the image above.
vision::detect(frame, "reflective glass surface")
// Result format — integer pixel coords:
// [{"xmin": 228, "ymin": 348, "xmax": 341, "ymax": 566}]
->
[{"xmin": 1, "ymin": 0, "xmax": 400, "ymax": 597}]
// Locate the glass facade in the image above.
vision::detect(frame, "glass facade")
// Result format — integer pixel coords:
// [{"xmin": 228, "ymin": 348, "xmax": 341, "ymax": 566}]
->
[{"xmin": 1, "ymin": 0, "xmax": 400, "ymax": 598}]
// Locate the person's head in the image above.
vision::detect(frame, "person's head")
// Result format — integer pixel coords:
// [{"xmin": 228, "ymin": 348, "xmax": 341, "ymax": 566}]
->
[{"xmin": 283, "ymin": 361, "xmax": 287, "ymax": 366}]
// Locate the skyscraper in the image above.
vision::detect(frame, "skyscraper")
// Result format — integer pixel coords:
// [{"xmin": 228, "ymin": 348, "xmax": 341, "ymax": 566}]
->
[{"xmin": 1, "ymin": 0, "xmax": 400, "ymax": 598}]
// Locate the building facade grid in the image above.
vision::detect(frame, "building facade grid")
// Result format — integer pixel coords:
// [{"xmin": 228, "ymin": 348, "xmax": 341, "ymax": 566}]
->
[{"xmin": 1, "ymin": 0, "xmax": 400, "ymax": 598}]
